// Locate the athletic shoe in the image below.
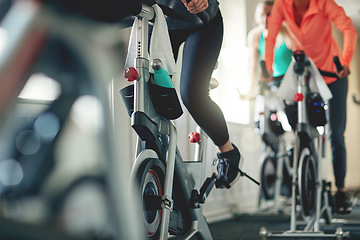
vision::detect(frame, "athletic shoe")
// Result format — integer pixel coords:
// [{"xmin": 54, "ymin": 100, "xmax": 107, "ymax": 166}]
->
[
  {"xmin": 215, "ymin": 144, "xmax": 244, "ymax": 189},
  {"xmin": 335, "ymin": 190, "xmax": 353, "ymax": 214}
]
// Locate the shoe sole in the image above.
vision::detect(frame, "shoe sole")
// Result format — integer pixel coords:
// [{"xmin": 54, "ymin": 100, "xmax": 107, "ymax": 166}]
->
[
  {"xmin": 217, "ymin": 155, "xmax": 245, "ymax": 189},
  {"xmin": 336, "ymin": 207, "xmax": 353, "ymax": 214}
]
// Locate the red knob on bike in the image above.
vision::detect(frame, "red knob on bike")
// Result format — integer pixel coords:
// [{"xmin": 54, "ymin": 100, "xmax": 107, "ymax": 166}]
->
[
  {"xmin": 270, "ymin": 113, "xmax": 278, "ymax": 121},
  {"xmin": 294, "ymin": 93, "xmax": 304, "ymax": 102},
  {"xmin": 188, "ymin": 132, "xmax": 200, "ymax": 143},
  {"xmin": 124, "ymin": 67, "xmax": 138, "ymax": 81}
]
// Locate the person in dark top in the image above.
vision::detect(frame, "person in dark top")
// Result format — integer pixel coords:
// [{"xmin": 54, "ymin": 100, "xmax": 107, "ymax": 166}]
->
[{"xmin": 157, "ymin": 0, "xmax": 243, "ymax": 188}]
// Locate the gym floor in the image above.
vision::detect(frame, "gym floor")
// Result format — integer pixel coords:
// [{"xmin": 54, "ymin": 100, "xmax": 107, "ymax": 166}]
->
[{"xmin": 208, "ymin": 194, "xmax": 360, "ymax": 240}]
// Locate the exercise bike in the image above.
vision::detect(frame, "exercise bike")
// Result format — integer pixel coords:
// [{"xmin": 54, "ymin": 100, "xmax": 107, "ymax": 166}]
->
[
  {"xmin": 256, "ymin": 61, "xmax": 294, "ymax": 213},
  {"xmin": 259, "ymin": 51, "xmax": 349, "ymax": 239},
  {"xmin": 119, "ymin": 2, "xmax": 259, "ymax": 239}
]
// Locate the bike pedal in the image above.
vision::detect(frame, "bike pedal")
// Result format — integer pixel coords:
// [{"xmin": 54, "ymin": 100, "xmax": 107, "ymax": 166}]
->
[{"xmin": 190, "ymin": 173, "xmax": 217, "ymax": 208}]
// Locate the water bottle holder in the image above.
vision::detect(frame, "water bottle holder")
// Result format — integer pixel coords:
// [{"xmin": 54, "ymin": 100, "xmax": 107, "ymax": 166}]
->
[
  {"xmin": 149, "ymin": 82, "xmax": 183, "ymax": 120},
  {"xmin": 306, "ymin": 93, "xmax": 327, "ymax": 127},
  {"xmin": 284, "ymin": 94, "xmax": 327, "ymax": 129},
  {"xmin": 268, "ymin": 116, "xmax": 285, "ymax": 136},
  {"xmin": 119, "ymin": 83, "xmax": 183, "ymax": 120}
]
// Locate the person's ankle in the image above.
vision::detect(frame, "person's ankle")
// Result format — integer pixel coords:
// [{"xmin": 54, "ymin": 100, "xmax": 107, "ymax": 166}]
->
[{"xmin": 218, "ymin": 140, "xmax": 234, "ymax": 153}]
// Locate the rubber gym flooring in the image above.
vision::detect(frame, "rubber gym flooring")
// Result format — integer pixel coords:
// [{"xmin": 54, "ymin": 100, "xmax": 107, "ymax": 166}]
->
[{"xmin": 208, "ymin": 194, "xmax": 360, "ymax": 240}]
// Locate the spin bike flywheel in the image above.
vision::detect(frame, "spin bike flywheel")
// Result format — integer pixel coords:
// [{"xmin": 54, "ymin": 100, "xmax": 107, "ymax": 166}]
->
[
  {"xmin": 298, "ymin": 146, "xmax": 317, "ymax": 219},
  {"xmin": 260, "ymin": 155, "xmax": 277, "ymax": 200},
  {"xmin": 135, "ymin": 156, "xmax": 165, "ymax": 239}
]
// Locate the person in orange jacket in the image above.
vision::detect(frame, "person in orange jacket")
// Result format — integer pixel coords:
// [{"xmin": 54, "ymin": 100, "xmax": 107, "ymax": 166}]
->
[{"xmin": 263, "ymin": 0, "xmax": 357, "ymax": 214}]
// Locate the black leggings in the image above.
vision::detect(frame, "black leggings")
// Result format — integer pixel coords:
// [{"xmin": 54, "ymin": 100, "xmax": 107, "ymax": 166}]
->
[
  {"xmin": 327, "ymin": 77, "xmax": 348, "ymax": 189},
  {"xmin": 168, "ymin": 11, "xmax": 228, "ymax": 147}
]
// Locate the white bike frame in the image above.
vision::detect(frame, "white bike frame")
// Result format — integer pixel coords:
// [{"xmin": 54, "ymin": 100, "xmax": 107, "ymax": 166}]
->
[
  {"xmin": 260, "ymin": 53, "xmax": 349, "ymax": 239},
  {"xmin": 128, "ymin": 3, "xmax": 214, "ymax": 240}
]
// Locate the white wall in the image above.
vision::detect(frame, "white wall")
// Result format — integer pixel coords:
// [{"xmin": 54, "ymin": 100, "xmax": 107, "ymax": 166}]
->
[{"xmin": 332, "ymin": 27, "xmax": 360, "ymax": 191}]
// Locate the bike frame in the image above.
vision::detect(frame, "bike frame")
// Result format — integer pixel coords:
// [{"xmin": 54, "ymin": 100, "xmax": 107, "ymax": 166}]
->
[
  {"xmin": 128, "ymin": 3, "xmax": 213, "ymax": 240},
  {"xmin": 260, "ymin": 52, "xmax": 349, "ymax": 239},
  {"xmin": 286, "ymin": 57, "xmax": 347, "ymax": 238},
  {"xmin": 257, "ymin": 82, "xmax": 293, "ymax": 213},
  {"xmin": 290, "ymin": 63, "xmax": 322, "ymax": 232}
]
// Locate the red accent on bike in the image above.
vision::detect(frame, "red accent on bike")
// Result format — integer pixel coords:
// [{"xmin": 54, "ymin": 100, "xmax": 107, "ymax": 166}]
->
[
  {"xmin": 294, "ymin": 93, "xmax": 304, "ymax": 102},
  {"xmin": 124, "ymin": 67, "xmax": 138, "ymax": 81},
  {"xmin": 270, "ymin": 113, "xmax": 278, "ymax": 121},
  {"xmin": 188, "ymin": 132, "xmax": 200, "ymax": 143}
]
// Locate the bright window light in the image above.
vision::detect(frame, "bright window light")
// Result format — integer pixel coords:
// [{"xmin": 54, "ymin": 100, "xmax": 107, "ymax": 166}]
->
[
  {"xmin": 18, "ymin": 73, "xmax": 61, "ymax": 101},
  {"xmin": 210, "ymin": 0, "xmax": 250, "ymax": 124}
]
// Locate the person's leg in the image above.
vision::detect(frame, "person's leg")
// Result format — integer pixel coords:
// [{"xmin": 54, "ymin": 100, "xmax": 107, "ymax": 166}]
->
[
  {"xmin": 327, "ymin": 78, "xmax": 347, "ymax": 190},
  {"xmin": 179, "ymin": 12, "xmax": 228, "ymax": 147},
  {"xmin": 327, "ymin": 77, "xmax": 351, "ymax": 213},
  {"xmin": 177, "ymin": 12, "xmax": 242, "ymax": 188},
  {"xmin": 168, "ymin": 23, "xmax": 232, "ymax": 151}
]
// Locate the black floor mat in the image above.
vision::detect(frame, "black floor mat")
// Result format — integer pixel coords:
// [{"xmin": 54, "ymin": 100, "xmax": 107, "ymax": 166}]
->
[{"xmin": 209, "ymin": 201, "xmax": 360, "ymax": 240}]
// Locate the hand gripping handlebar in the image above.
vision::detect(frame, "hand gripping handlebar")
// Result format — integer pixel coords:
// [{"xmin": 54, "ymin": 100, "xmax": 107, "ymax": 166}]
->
[
  {"xmin": 333, "ymin": 56, "xmax": 343, "ymax": 72},
  {"xmin": 185, "ymin": 0, "xmax": 210, "ymax": 23}
]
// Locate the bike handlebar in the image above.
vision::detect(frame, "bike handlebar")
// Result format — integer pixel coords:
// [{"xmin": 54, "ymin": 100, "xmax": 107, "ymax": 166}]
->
[
  {"xmin": 258, "ymin": 60, "xmax": 282, "ymax": 91},
  {"xmin": 159, "ymin": 0, "xmax": 210, "ymax": 23},
  {"xmin": 333, "ymin": 56, "xmax": 343, "ymax": 72},
  {"xmin": 41, "ymin": 0, "xmax": 210, "ymax": 24},
  {"xmin": 260, "ymin": 60, "xmax": 270, "ymax": 78},
  {"xmin": 44, "ymin": 0, "xmax": 142, "ymax": 23},
  {"xmin": 185, "ymin": 0, "xmax": 210, "ymax": 23}
]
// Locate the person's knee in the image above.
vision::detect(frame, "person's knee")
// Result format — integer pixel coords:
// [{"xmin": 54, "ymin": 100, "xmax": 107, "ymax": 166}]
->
[{"xmin": 180, "ymin": 88, "xmax": 202, "ymax": 111}]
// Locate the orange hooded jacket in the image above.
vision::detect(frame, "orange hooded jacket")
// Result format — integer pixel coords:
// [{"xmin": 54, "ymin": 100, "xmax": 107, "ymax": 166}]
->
[{"xmin": 265, "ymin": 0, "xmax": 357, "ymax": 84}]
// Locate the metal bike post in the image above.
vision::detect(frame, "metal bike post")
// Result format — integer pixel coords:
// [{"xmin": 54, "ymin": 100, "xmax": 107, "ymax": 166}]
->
[
  {"xmin": 314, "ymin": 129, "xmax": 325, "ymax": 231},
  {"xmin": 134, "ymin": 17, "xmax": 149, "ymax": 114},
  {"xmin": 274, "ymin": 152, "xmax": 284, "ymax": 212},
  {"xmin": 290, "ymin": 135, "xmax": 299, "ymax": 232},
  {"xmin": 297, "ymin": 75, "xmax": 307, "ymax": 125},
  {"xmin": 159, "ymin": 122, "xmax": 177, "ymax": 240},
  {"xmin": 194, "ymin": 125, "xmax": 207, "ymax": 162},
  {"xmin": 133, "ymin": 6, "xmax": 154, "ymax": 115},
  {"xmin": 274, "ymin": 144, "xmax": 284, "ymax": 212},
  {"xmin": 133, "ymin": 7, "xmax": 155, "ymax": 159},
  {"xmin": 290, "ymin": 74, "xmax": 305, "ymax": 231}
]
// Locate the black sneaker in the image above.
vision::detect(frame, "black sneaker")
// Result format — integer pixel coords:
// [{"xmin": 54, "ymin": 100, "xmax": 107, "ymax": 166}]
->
[
  {"xmin": 335, "ymin": 191, "xmax": 353, "ymax": 214},
  {"xmin": 215, "ymin": 144, "xmax": 244, "ymax": 189}
]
